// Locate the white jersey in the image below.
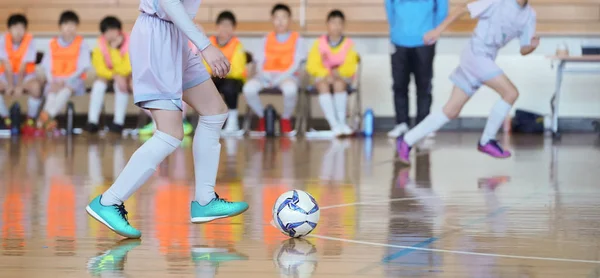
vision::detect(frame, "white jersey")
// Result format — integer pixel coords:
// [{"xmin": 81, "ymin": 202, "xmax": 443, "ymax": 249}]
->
[{"xmin": 139, "ymin": 0, "xmax": 201, "ymax": 21}]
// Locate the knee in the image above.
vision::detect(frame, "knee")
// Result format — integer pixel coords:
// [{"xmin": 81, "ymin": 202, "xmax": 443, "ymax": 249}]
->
[
  {"xmin": 243, "ymin": 79, "xmax": 261, "ymax": 97},
  {"xmin": 332, "ymin": 79, "xmax": 347, "ymax": 92},
  {"xmin": 502, "ymin": 90, "xmax": 519, "ymax": 104},
  {"xmin": 28, "ymin": 82, "xmax": 42, "ymax": 98},
  {"xmin": 280, "ymin": 80, "xmax": 298, "ymax": 97},
  {"xmin": 158, "ymin": 126, "xmax": 185, "ymax": 141},
  {"xmin": 315, "ymin": 80, "xmax": 330, "ymax": 94},
  {"xmin": 442, "ymin": 106, "xmax": 460, "ymax": 120}
]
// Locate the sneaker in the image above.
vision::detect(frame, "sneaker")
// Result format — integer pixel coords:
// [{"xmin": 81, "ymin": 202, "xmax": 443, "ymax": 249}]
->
[
  {"xmin": 183, "ymin": 119, "xmax": 194, "ymax": 136},
  {"xmin": 0, "ymin": 117, "xmax": 11, "ymax": 130},
  {"xmin": 86, "ymin": 239, "xmax": 141, "ymax": 276},
  {"xmin": 224, "ymin": 115, "xmax": 239, "ymax": 132},
  {"xmin": 332, "ymin": 126, "xmax": 344, "ymax": 137},
  {"xmin": 387, "ymin": 123, "xmax": 409, "ymax": 138},
  {"xmin": 257, "ymin": 118, "xmax": 266, "ymax": 132},
  {"xmin": 108, "ymin": 123, "xmax": 124, "ymax": 135},
  {"xmin": 138, "ymin": 122, "xmax": 155, "ymax": 136},
  {"xmin": 21, "ymin": 118, "xmax": 37, "ymax": 136},
  {"xmin": 86, "ymin": 195, "xmax": 142, "ymax": 238},
  {"xmin": 477, "ymin": 140, "xmax": 512, "ymax": 158},
  {"xmin": 339, "ymin": 124, "xmax": 354, "ymax": 136},
  {"xmin": 281, "ymin": 119, "xmax": 296, "ymax": 137},
  {"xmin": 396, "ymin": 136, "xmax": 412, "ymax": 165},
  {"xmin": 190, "ymin": 194, "xmax": 249, "ymax": 223},
  {"xmin": 84, "ymin": 123, "xmax": 100, "ymax": 134}
]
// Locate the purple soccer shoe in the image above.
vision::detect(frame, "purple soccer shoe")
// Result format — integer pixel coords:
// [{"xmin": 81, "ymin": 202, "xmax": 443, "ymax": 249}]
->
[
  {"xmin": 477, "ymin": 140, "xmax": 512, "ymax": 158},
  {"xmin": 396, "ymin": 137, "xmax": 412, "ymax": 165}
]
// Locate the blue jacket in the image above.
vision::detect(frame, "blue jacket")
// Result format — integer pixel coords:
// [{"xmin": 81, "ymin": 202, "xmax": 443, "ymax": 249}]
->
[{"xmin": 385, "ymin": 0, "xmax": 449, "ymax": 47}]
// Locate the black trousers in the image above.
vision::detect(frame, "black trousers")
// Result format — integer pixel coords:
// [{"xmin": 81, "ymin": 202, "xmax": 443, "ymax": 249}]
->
[
  {"xmin": 391, "ymin": 44, "xmax": 436, "ymax": 125},
  {"xmin": 212, "ymin": 78, "xmax": 243, "ymax": 109}
]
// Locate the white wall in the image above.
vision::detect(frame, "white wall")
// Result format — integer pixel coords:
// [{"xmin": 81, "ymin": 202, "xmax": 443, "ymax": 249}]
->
[{"xmin": 34, "ymin": 35, "xmax": 600, "ymax": 118}]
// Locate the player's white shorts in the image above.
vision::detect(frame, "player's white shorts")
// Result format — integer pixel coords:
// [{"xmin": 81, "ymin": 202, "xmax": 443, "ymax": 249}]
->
[{"xmin": 450, "ymin": 44, "xmax": 503, "ymax": 97}]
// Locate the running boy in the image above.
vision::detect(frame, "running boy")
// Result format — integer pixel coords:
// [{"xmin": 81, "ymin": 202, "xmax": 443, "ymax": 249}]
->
[
  {"xmin": 397, "ymin": 0, "xmax": 538, "ymax": 163},
  {"xmin": 242, "ymin": 3, "xmax": 306, "ymax": 136},
  {"xmin": 195, "ymin": 11, "xmax": 247, "ymax": 134},
  {"xmin": 86, "ymin": 0, "xmax": 248, "ymax": 238},
  {"xmin": 0, "ymin": 14, "xmax": 42, "ymax": 134},
  {"xmin": 37, "ymin": 11, "xmax": 91, "ymax": 133},
  {"xmin": 306, "ymin": 10, "xmax": 358, "ymax": 137},
  {"xmin": 85, "ymin": 16, "xmax": 132, "ymax": 135}
]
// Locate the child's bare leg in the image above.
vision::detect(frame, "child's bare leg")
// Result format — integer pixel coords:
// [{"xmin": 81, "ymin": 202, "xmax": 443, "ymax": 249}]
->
[
  {"xmin": 23, "ymin": 78, "xmax": 42, "ymax": 119},
  {"xmin": 182, "ymin": 79, "xmax": 228, "ymax": 205},
  {"xmin": 316, "ymin": 77, "xmax": 339, "ymax": 130},
  {"xmin": 480, "ymin": 74, "xmax": 519, "ymax": 146},
  {"xmin": 404, "ymin": 86, "xmax": 470, "ymax": 146},
  {"xmin": 332, "ymin": 77, "xmax": 349, "ymax": 126}
]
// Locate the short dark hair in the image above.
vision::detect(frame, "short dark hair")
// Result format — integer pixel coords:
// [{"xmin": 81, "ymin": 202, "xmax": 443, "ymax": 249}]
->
[
  {"xmin": 7, "ymin": 14, "xmax": 28, "ymax": 28},
  {"xmin": 271, "ymin": 3, "xmax": 291, "ymax": 16},
  {"xmin": 59, "ymin": 10, "xmax": 80, "ymax": 25},
  {"xmin": 100, "ymin": 16, "xmax": 122, "ymax": 33},
  {"xmin": 327, "ymin": 10, "xmax": 345, "ymax": 21},
  {"xmin": 216, "ymin": 11, "xmax": 236, "ymax": 26}
]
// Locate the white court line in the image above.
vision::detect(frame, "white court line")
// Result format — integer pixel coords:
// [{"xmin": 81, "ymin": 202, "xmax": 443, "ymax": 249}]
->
[
  {"xmin": 319, "ymin": 195, "xmax": 442, "ymax": 210},
  {"xmin": 308, "ymin": 234, "xmax": 600, "ymax": 264}
]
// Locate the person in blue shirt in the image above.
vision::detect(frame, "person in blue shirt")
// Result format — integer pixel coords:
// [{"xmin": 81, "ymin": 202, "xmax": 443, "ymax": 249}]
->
[{"xmin": 385, "ymin": 0, "xmax": 448, "ymax": 138}]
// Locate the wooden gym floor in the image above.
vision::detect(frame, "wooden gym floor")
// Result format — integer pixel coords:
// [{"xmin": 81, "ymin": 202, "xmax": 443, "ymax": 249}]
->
[{"xmin": 0, "ymin": 133, "xmax": 599, "ymax": 277}]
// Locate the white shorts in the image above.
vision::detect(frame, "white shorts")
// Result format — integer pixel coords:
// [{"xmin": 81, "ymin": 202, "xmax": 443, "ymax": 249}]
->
[
  {"xmin": 0, "ymin": 73, "xmax": 36, "ymax": 87},
  {"xmin": 449, "ymin": 45, "xmax": 503, "ymax": 97},
  {"xmin": 139, "ymin": 99, "xmax": 182, "ymax": 111},
  {"xmin": 130, "ymin": 13, "xmax": 210, "ymax": 109}
]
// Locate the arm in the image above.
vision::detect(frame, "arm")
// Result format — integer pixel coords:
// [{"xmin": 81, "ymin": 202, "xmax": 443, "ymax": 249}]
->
[
  {"xmin": 337, "ymin": 47, "xmax": 359, "ymax": 78},
  {"xmin": 519, "ymin": 13, "xmax": 538, "ymax": 56},
  {"xmin": 272, "ymin": 37, "xmax": 307, "ymax": 85},
  {"xmin": 305, "ymin": 41, "xmax": 329, "ymax": 78},
  {"xmin": 42, "ymin": 51, "xmax": 52, "ymax": 83},
  {"xmin": 66, "ymin": 42, "xmax": 91, "ymax": 84},
  {"xmin": 14, "ymin": 39, "xmax": 37, "ymax": 87},
  {"xmin": 434, "ymin": 0, "xmax": 449, "ymax": 28},
  {"xmin": 385, "ymin": 0, "xmax": 395, "ymax": 27},
  {"xmin": 228, "ymin": 43, "xmax": 247, "ymax": 80},
  {"xmin": 159, "ymin": 0, "xmax": 211, "ymax": 51},
  {"xmin": 254, "ymin": 37, "xmax": 267, "ymax": 79},
  {"xmin": 91, "ymin": 47, "xmax": 114, "ymax": 80},
  {"xmin": 432, "ymin": 4, "xmax": 468, "ymax": 35}
]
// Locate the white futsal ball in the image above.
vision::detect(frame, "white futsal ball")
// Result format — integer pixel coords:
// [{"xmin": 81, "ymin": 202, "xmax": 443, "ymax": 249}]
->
[{"xmin": 272, "ymin": 190, "xmax": 320, "ymax": 237}]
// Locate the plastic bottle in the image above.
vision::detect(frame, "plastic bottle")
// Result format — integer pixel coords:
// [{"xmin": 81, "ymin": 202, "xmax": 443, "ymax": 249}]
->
[{"xmin": 363, "ymin": 108, "xmax": 374, "ymax": 137}]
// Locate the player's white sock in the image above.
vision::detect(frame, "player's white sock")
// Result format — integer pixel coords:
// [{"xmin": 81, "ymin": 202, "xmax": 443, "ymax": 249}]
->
[
  {"xmin": 281, "ymin": 82, "xmax": 298, "ymax": 119},
  {"xmin": 193, "ymin": 113, "xmax": 227, "ymax": 205},
  {"xmin": 27, "ymin": 97, "xmax": 42, "ymax": 118},
  {"xmin": 318, "ymin": 94, "xmax": 339, "ymax": 129},
  {"xmin": 480, "ymin": 99, "xmax": 511, "ymax": 145},
  {"xmin": 404, "ymin": 111, "xmax": 449, "ymax": 146},
  {"xmin": 113, "ymin": 87, "xmax": 129, "ymax": 126},
  {"xmin": 48, "ymin": 88, "xmax": 72, "ymax": 118},
  {"xmin": 101, "ymin": 130, "xmax": 181, "ymax": 206},
  {"xmin": 224, "ymin": 109, "xmax": 238, "ymax": 130},
  {"xmin": 243, "ymin": 81, "xmax": 264, "ymax": 117},
  {"xmin": 42, "ymin": 93, "xmax": 57, "ymax": 115},
  {"xmin": 87, "ymin": 80, "xmax": 107, "ymax": 124},
  {"xmin": 0, "ymin": 96, "xmax": 9, "ymax": 117},
  {"xmin": 333, "ymin": 91, "xmax": 348, "ymax": 124}
]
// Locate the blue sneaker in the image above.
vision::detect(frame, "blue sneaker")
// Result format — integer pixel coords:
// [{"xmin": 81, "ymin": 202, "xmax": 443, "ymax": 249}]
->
[
  {"xmin": 86, "ymin": 239, "xmax": 141, "ymax": 275},
  {"xmin": 86, "ymin": 195, "xmax": 141, "ymax": 238},
  {"xmin": 190, "ymin": 194, "xmax": 249, "ymax": 223}
]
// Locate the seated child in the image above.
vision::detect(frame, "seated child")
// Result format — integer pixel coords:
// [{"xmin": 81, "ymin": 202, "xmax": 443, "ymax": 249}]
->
[
  {"xmin": 397, "ymin": 0, "xmax": 538, "ymax": 163},
  {"xmin": 85, "ymin": 16, "xmax": 132, "ymax": 135},
  {"xmin": 37, "ymin": 10, "xmax": 90, "ymax": 134},
  {"xmin": 306, "ymin": 10, "xmax": 358, "ymax": 137},
  {"xmin": 200, "ymin": 11, "xmax": 247, "ymax": 134},
  {"xmin": 242, "ymin": 3, "xmax": 306, "ymax": 136},
  {"xmin": 0, "ymin": 14, "xmax": 42, "ymax": 134}
]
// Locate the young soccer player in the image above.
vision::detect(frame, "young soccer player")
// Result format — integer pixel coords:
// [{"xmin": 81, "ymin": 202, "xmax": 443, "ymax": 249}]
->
[
  {"xmin": 242, "ymin": 3, "xmax": 306, "ymax": 136},
  {"xmin": 37, "ymin": 11, "xmax": 91, "ymax": 133},
  {"xmin": 85, "ymin": 16, "xmax": 132, "ymax": 135},
  {"xmin": 397, "ymin": 0, "xmax": 538, "ymax": 164},
  {"xmin": 0, "ymin": 14, "xmax": 42, "ymax": 134},
  {"xmin": 306, "ymin": 10, "xmax": 358, "ymax": 137},
  {"xmin": 86, "ymin": 0, "xmax": 248, "ymax": 238},
  {"xmin": 202, "ymin": 11, "xmax": 247, "ymax": 134}
]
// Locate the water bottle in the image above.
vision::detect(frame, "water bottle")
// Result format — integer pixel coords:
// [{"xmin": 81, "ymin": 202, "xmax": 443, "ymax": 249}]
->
[
  {"xmin": 264, "ymin": 104, "xmax": 277, "ymax": 137},
  {"xmin": 363, "ymin": 108, "xmax": 374, "ymax": 137},
  {"xmin": 9, "ymin": 102, "xmax": 21, "ymax": 136},
  {"xmin": 66, "ymin": 101, "xmax": 75, "ymax": 135}
]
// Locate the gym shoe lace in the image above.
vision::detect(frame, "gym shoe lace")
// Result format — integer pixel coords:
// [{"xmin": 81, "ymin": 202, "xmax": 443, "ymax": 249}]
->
[{"xmin": 114, "ymin": 204, "xmax": 130, "ymax": 223}]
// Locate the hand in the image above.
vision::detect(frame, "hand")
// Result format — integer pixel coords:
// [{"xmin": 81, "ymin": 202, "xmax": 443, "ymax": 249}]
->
[
  {"xmin": 110, "ymin": 35, "xmax": 124, "ymax": 49},
  {"xmin": 200, "ymin": 45, "xmax": 230, "ymax": 78},
  {"xmin": 531, "ymin": 36, "xmax": 540, "ymax": 48},
  {"xmin": 13, "ymin": 86, "xmax": 23, "ymax": 97},
  {"xmin": 423, "ymin": 29, "xmax": 441, "ymax": 45},
  {"xmin": 114, "ymin": 76, "xmax": 129, "ymax": 93}
]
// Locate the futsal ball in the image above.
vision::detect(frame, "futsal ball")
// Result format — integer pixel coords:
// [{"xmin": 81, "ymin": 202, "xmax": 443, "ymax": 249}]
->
[
  {"xmin": 272, "ymin": 190, "xmax": 320, "ymax": 237},
  {"xmin": 273, "ymin": 238, "xmax": 318, "ymax": 278}
]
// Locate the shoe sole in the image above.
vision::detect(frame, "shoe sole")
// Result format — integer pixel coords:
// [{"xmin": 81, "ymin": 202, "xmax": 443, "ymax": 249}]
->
[
  {"xmin": 477, "ymin": 148, "xmax": 511, "ymax": 159},
  {"xmin": 190, "ymin": 206, "xmax": 249, "ymax": 224},
  {"xmin": 86, "ymin": 206, "xmax": 141, "ymax": 239}
]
